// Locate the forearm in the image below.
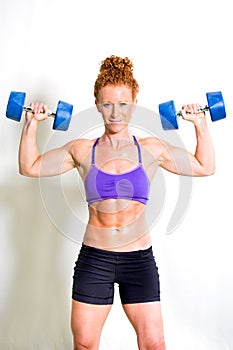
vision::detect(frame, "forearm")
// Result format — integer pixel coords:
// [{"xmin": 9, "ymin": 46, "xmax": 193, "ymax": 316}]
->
[
  {"xmin": 18, "ymin": 118, "xmax": 41, "ymax": 176},
  {"xmin": 193, "ymin": 117, "xmax": 215, "ymax": 175}
]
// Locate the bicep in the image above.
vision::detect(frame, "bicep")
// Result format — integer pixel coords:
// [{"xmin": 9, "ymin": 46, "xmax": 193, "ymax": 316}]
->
[
  {"xmin": 34, "ymin": 142, "xmax": 76, "ymax": 177},
  {"xmin": 158, "ymin": 143, "xmax": 203, "ymax": 176}
]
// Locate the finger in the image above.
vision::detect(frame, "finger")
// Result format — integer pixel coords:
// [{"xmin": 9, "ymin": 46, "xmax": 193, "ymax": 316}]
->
[
  {"xmin": 181, "ymin": 105, "xmax": 187, "ymax": 116},
  {"xmin": 192, "ymin": 104, "xmax": 198, "ymax": 114},
  {"xmin": 29, "ymin": 102, "xmax": 46, "ymax": 115},
  {"xmin": 186, "ymin": 104, "xmax": 196, "ymax": 115},
  {"xmin": 42, "ymin": 104, "xmax": 49, "ymax": 115},
  {"xmin": 29, "ymin": 102, "xmax": 39, "ymax": 114},
  {"xmin": 35, "ymin": 102, "xmax": 44, "ymax": 114}
]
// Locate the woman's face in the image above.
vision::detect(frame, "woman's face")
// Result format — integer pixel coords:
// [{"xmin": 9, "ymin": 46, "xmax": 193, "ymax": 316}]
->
[{"xmin": 96, "ymin": 85, "xmax": 137, "ymax": 134}]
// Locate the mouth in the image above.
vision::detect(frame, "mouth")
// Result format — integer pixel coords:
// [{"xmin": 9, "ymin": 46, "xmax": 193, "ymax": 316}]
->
[{"xmin": 108, "ymin": 119, "xmax": 124, "ymax": 124}]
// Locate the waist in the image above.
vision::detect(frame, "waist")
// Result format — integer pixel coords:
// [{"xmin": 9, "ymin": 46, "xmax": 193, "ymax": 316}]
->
[
  {"xmin": 87, "ymin": 199, "xmax": 146, "ymax": 228},
  {"xmin": 80, "ymin": 243, "xmax": 153, "ymax": 257},
  {"xmin": 84, "ymin": 207, "xmax": 150, "ymax": 251}
]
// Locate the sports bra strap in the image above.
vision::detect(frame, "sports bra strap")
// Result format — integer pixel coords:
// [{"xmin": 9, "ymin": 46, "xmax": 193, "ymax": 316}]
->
[
  {"xmin": 91, "ymin": 136, "xmax": 142, "ymax": 165},
  {"xmin": 91, "ymin": 138, "xmax": 100, "ymax": 164},
  {"xmin": 132, "ymin": 135, "xmax": 142, "ymax": 164}
]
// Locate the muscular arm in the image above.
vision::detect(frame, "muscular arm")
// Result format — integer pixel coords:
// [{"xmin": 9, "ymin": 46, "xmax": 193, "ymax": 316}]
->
[
  {"xmin": 18, "ymin": 103, "xmax": 76, "ymax": 177},
  {"xmin": 157, "ymin": 105, "xmax": 215, "ymax": 176}
]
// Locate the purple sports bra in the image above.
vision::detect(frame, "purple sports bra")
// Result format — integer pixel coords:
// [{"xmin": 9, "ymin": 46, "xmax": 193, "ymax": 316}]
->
[{"xmin": 84, "ymin": 136, "xmax": 150, "ymax": 205}]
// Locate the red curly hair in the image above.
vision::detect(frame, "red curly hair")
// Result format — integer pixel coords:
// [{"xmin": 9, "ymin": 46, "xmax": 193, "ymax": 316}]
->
[{"xmin": 94, "ymin": 55, "xmax": 139, "ymax": 101}]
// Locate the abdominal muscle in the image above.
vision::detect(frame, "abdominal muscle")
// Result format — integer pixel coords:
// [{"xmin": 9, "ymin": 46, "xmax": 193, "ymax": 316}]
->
[{"xmin": 83, "ymin": 199, "xmax": 152, "ymax": 252}]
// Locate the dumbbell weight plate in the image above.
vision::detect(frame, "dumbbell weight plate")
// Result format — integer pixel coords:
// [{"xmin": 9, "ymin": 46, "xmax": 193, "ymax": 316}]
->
[
  {"xmin": 158, "ymin": 100, "xmax": 179, "ymax": 130},
  {"xmin": 206, "ymin": 91, "xmax": 226, "ymax": 122},
  {"xmin": 6, "ymin": 91, "xmax": 26, "ymax": 121},
  {"xmin": 52, "ymin": 101, "xmax": 73, "ymax": 131}
]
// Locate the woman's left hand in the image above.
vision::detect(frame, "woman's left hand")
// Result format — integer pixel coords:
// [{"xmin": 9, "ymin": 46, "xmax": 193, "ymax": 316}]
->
[{"xmin": 181, "ymin": 103, "xmax": 206, "ymax": 124}]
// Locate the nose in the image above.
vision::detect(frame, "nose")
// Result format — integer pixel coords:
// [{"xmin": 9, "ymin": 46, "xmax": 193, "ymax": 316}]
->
[{"xmin": 111, "ymin": 103, "xmax": 120, "ymax": 118}]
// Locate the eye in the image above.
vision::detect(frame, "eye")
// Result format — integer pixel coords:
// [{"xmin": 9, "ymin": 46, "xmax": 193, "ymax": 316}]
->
[
  {"xmin": 102, "ymin": 103, "xmax": 112, "ymax": 109},
  {"xmin": 120, "ymin": 102, "xmax": 128, "ymax": 108}
]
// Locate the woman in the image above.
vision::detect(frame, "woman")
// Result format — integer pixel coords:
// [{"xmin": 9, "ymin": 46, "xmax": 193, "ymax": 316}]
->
[{"xmin": 18, "ymin": 56, "xmax": 215, "ymax": 350}]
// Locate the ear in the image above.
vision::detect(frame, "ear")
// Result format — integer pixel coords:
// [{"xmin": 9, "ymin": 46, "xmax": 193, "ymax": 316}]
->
[
  {"xmin": 95, "ymin": 99, "xmax": 102, "ymax": 113},
  {"xmin": 132, "ymin": 99, "xmax": 137, "ymax": 112}
]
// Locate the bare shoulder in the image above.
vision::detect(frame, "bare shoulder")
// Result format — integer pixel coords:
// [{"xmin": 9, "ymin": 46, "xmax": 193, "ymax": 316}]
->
[
  {"xmin": 137, "ymin": 136, "xmax": 167, "ymax": 158},
  {"xmin": 68, "ymin": 137, "xmax": 96, "ymax": 166}
]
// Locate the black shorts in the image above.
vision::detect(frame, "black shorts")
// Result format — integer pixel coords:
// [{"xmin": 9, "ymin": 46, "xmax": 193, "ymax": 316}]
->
[{"xmin": 72, "ymin": 244, "xmax": 160, "ymax": 305}]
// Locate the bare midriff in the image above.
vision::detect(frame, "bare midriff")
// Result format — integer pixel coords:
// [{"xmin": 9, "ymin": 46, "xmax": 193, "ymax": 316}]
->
[{"xmin": 83, "ymin": 199, "xmax": 151, "ymax": 251}]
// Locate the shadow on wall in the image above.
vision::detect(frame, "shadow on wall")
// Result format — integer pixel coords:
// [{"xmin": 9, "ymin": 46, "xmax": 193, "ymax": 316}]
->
[
  {"xmin": 0, "ymin": 178, "xmax": 75, "ymax": 350},
  {"xmin": 0, "ymin": 82, "xmax": 86, "ymax": 349}
]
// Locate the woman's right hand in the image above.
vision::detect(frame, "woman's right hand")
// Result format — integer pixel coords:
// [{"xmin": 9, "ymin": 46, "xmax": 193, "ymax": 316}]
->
[{"xmin": 25, "ymin": 102, "xmax": 49, "ymax": 122}]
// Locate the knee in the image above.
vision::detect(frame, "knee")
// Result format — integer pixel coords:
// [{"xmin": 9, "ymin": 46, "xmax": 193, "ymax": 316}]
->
[
  {"xmin": 149, "ymin": 338, "xmax": 166, "ymax": 350},
  {"xmin": 73, "ymin": 342, "xmax": 95, "ymax": 350},
  {"xmin": 72, "ymin": 323, "xmax": 100, "ymax": 350},
  {"xmin": 73, "ymin": 335, "xmax": 99, "ymax": 350},
  {"xmin": 151, "ymin": 338, "xmax": 166, "ymax": 350},
  {"xmin": 139, "ymin": 333, "xmax": 166, "ymax": 350}
]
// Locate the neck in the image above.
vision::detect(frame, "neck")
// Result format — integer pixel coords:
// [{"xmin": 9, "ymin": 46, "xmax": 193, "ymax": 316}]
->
[
  {"xmin": 100, "ymin": 129, "xmax": 134, "ymax": 148},
  {"xmin": 102, "ymin": 128, "xmax": 133, "ymax": 141}
]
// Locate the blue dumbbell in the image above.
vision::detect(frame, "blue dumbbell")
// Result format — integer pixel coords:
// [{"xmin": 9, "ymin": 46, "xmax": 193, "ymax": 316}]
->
[
  {"xmin": 158, "ymin": 91, "xmax": 226, "ymax": 130},
  {"xmin": 6, "ymin": 91, "xmax": 73, "ymax": 131}
]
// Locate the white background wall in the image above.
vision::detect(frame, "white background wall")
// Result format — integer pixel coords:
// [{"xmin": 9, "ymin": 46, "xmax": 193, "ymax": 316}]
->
[{"xmin": 0, "ymin": 0, "xmax": 232, "ymax": 349}]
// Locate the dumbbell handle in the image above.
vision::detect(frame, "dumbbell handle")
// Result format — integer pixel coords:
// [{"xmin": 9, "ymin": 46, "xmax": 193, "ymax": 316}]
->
[
  {"xmin": 23, "ymin": 106, "xmax": 55, "ymax": 117},
  {"xmin": 177, "ymin": 105, "xmax": 209, "ymax": 117}
]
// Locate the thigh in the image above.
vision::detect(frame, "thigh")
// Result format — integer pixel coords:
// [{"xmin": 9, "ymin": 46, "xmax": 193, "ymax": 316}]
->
[
  {"xmin": 123, "ymin": 301, "xmax": 165, "ymax": 348},
  {"xmin": 71, "ymin": 300, "xmax": 112, "ymax": 349}
]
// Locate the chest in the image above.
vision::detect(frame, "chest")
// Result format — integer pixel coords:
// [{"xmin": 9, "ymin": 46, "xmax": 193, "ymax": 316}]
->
[{"xmin": 77, "ymin": 139, "xmax": 159, "ymax": 182}]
